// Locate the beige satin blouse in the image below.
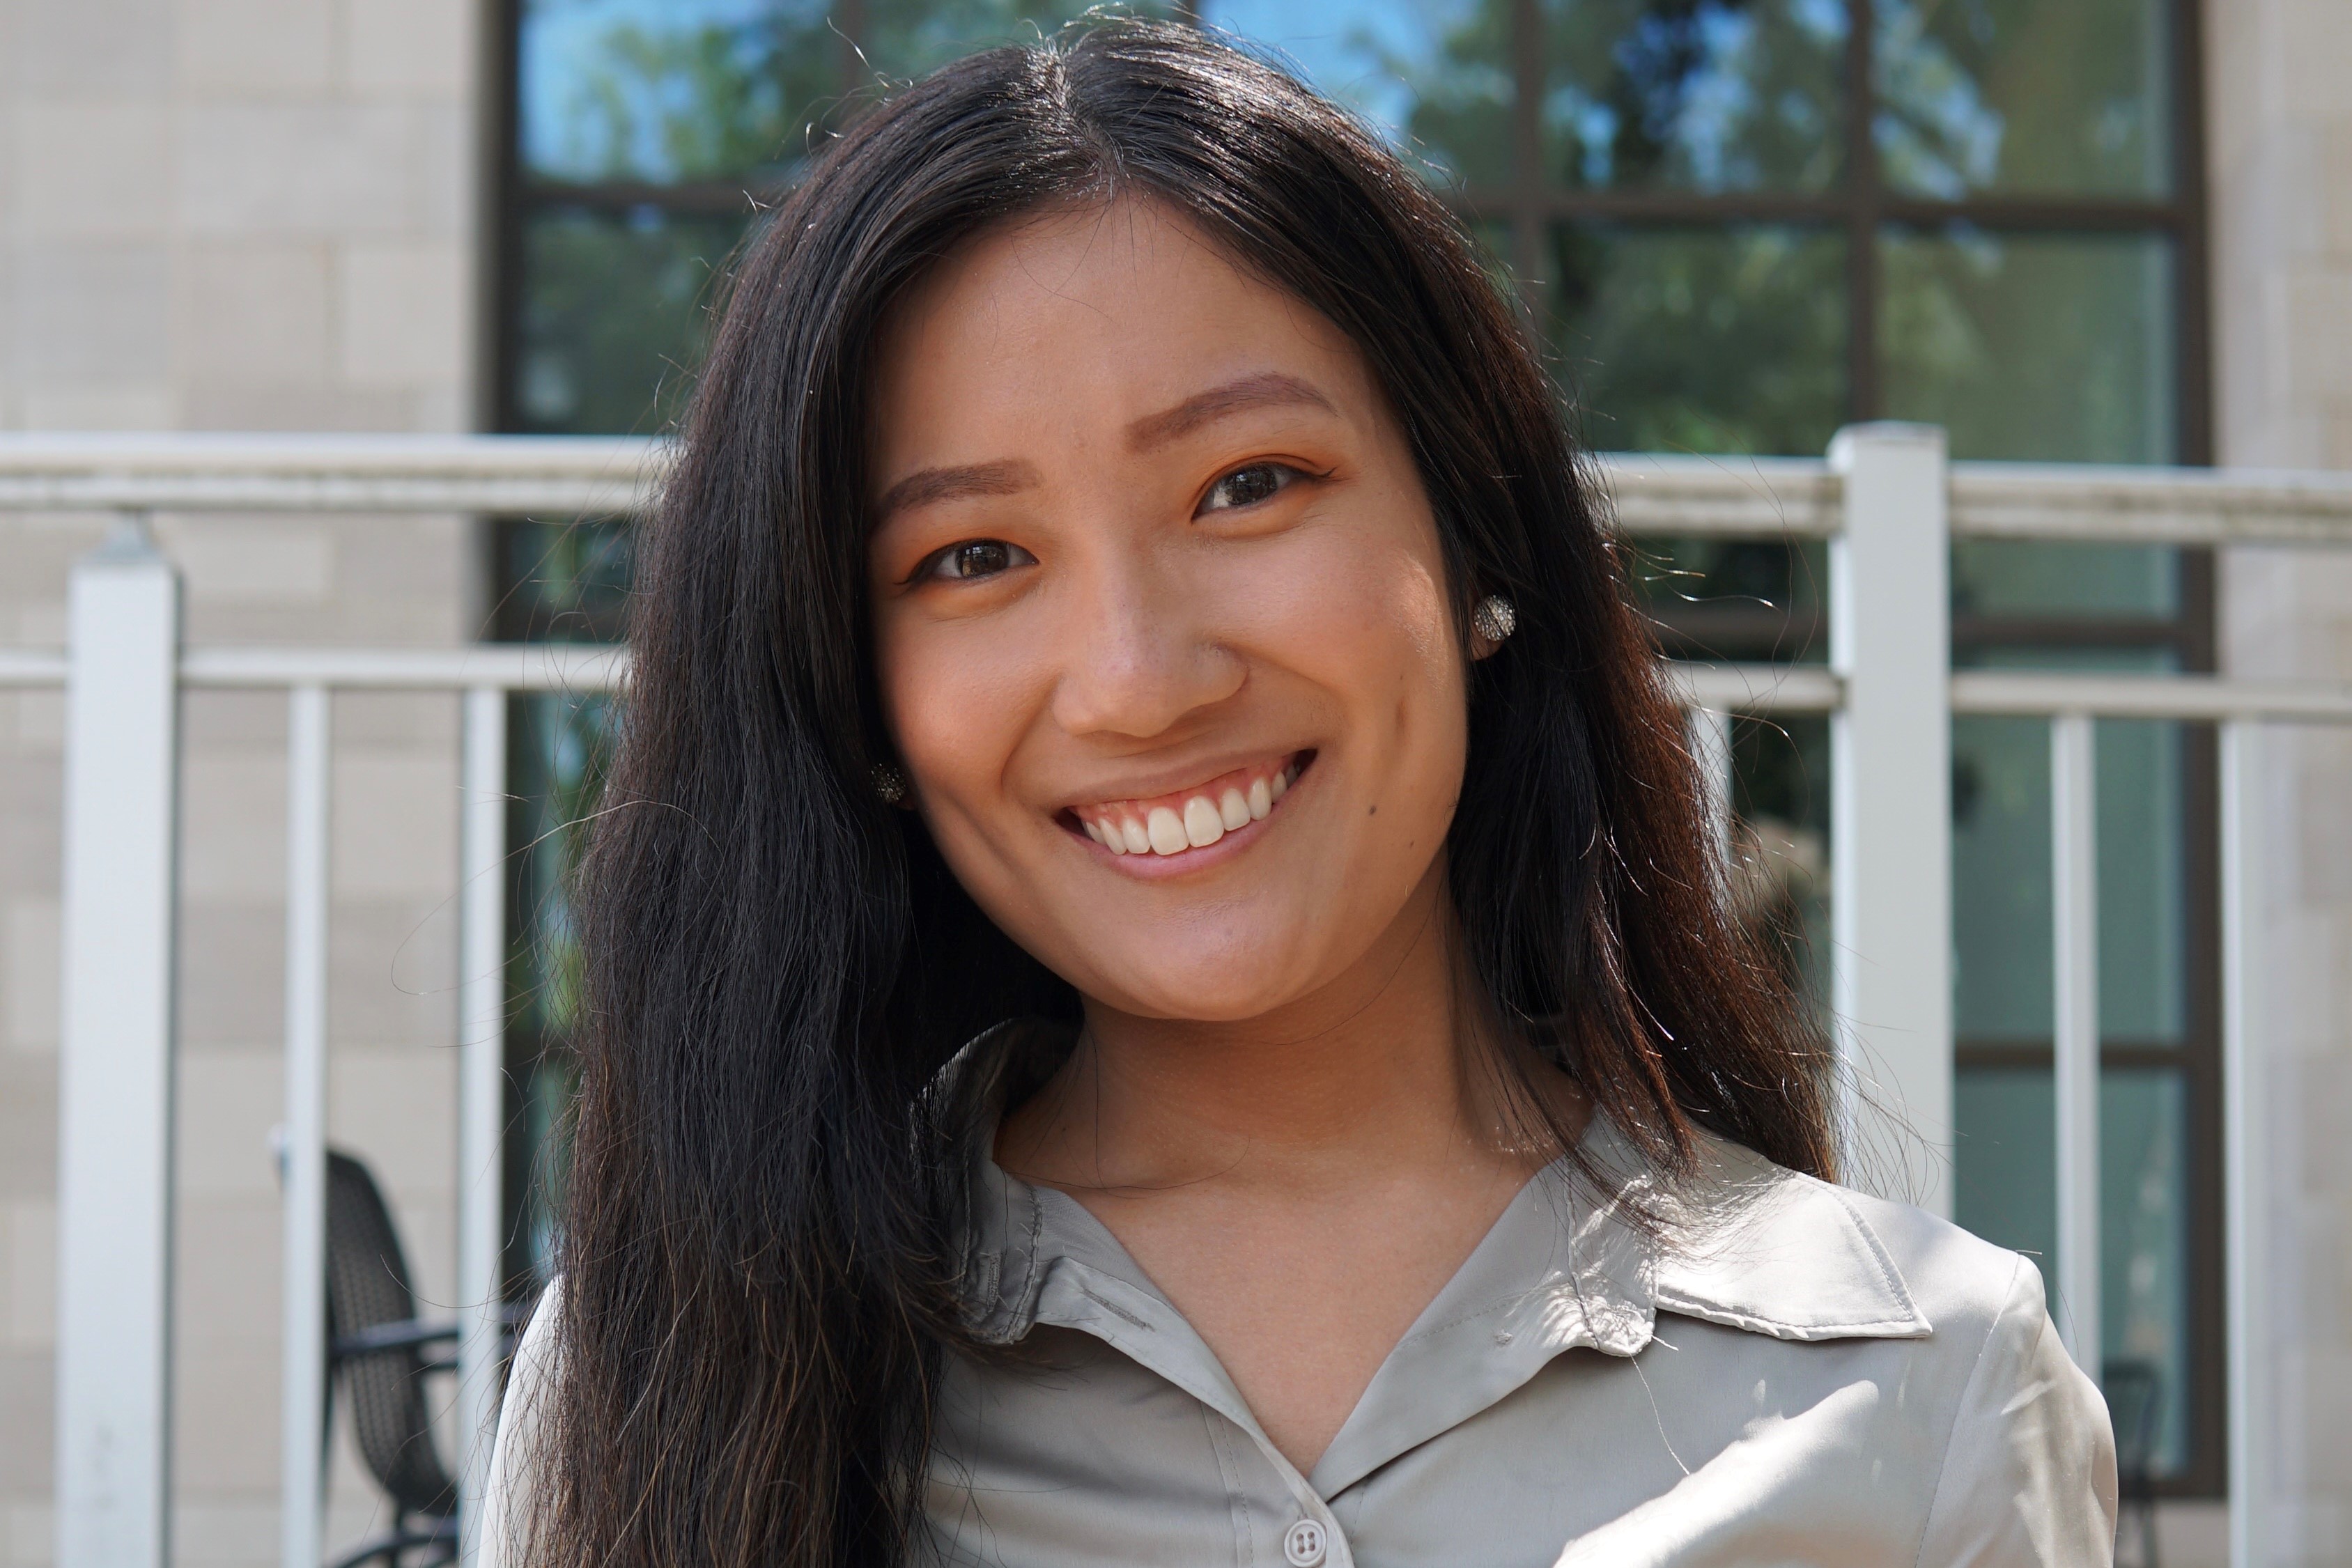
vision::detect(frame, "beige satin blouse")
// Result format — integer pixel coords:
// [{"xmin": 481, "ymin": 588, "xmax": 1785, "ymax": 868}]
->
[{"xmin": 488, "ymin": 1025, "xmax": 2118, "ymax": 1567}]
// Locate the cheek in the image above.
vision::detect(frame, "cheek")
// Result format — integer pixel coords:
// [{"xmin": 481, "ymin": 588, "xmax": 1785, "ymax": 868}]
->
[{"xmin": 874, "ymin": 616, "xmax": 1040, "ymax": 810}]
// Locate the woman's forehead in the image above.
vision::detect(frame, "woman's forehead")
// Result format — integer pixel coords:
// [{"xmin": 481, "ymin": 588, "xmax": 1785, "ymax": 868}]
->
[{"xmin": 867, "ymin": 198, "xmax": 1375, "ymax": 481}]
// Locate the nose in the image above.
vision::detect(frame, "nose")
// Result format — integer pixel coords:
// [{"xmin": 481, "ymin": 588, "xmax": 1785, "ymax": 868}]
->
[{"xmin": 1050, "ymin": 547, "xmax": 1244, "ymax": 741}]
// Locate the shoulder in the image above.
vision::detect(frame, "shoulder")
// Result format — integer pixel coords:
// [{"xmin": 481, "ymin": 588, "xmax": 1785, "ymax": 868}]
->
[
  {"xmin": 1658, "ymin": 1140, "xmax": 2118, "ymax": 1563},
  {"xmin": 481, "ymin": 1282, "xmax": 564, "ymax": 1568},
  {"xmin": 1653, "ymin": 1134, "xmax": 2027, "ymax": 1346}
]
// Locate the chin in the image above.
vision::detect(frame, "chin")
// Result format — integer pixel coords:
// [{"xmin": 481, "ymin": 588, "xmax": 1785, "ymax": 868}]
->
[{"xmin": 1086, "ymin": 940, "xmax": 1308, "ymax": 1023}]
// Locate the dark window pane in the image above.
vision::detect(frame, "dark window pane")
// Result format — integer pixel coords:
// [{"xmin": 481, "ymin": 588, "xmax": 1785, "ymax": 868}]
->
[
  {"xmin": 1549, "ymin": 223, "xmax": 1846, "ymax": 454},
  {"xmin": 1543, "ymin": 0, "xmax": 1847, "ymax": 192},
  {"xmin": 1953, "ymin": 680, "xmax": 2188, "ymax": 1045},
  {"xmin": 493, "ymin": 517, "xmax": 635, "ymax": 643},
  {"xmin": 1880, "ymin": 228, "xmax": 2176, "ymax": 463},
  {"xmin": 1634, "ymin": 537, "xmax": 1827, "ymax": 662},
  {"xmin": 1953, "ymin": 540, "xmax": 2179, "ymax": 623},
  {"xmin": 520, "ymin": 0, "xmax": 837, "ymax": 184},
  {"xmin": 861, "ymin": 0, "xmax": 1176, "ymax": 81},
  {"xmin": 504, "ymin": 691, "xmax": 620, "ymax": 1287},
  {"xmin": 513, "ymin": 207, "xmax": 750, "ymax": 434},
  {"xmin": 1729, "ymin": 712, "xmax": 1832, "ymax": 1007},
  {"xmin": 1955, "ymin": 1064, "xmax": 2193, "ymax": 1476},
  {"xmin": 1874, "ymin": 0, "xmax": 2171, "ymax": 199},
  {"xmin": 1210, "ymin": 0, "xmax": 1514, "ymax": 188},
  {"xmin": 2101, "ymin": 1065, "xmax": 2192, "ymax": 1476}
]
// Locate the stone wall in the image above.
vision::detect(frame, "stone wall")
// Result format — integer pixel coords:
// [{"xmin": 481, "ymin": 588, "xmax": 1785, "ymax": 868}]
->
[
  {"xmin": 0, "ymin": 1, "xmax": 486, "ymax": 1566},
  {"xmin": 2207, "ymin": 0, "xmax": 2352, "ymax": 1560}
]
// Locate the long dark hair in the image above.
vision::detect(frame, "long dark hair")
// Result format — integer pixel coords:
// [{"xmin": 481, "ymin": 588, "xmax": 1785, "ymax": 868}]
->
[{"xmin": 542, "ymin": 20, "xmax": 1834, "ymax": 1568}]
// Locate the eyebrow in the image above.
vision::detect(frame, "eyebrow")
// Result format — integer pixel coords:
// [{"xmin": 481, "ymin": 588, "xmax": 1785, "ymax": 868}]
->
[
  {"xmin": 1124, "ymin": 371, "xmax": 1339, "ymax": 452},
  {"xmin": 874, "ymin": 458, "xmax": 1041, "ymax": 523}
]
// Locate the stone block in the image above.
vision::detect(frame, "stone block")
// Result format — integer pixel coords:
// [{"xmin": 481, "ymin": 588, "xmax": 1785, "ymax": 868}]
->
[
  {"xmin": 334, "ymin": 690, "xmax": 461, "ymax": 750},
  {"xmin": 174, "ymin": 1195, "xmax": 279, "ymax": 1353},
  {"xmin": 1, "ymin": 1200, "xmax": 56, "ymax": 1352},
  {"xmin": 2287, "ymin": 272, "xmax": 2352, "ymax": 399},
  {"xmin": 327, "ymin": 898, "xmax": 456, "ymax": 1041},
  {"xmin": 5, "ymin": 1503, "xmax": 57, "ymax": 1568},
  {"xmin": 0, "ymin": 1353, "xmax": 53, "ymax": 1490},
  {"xmin": 332, "ymin": 1048, "xmax": 456, "ymax": 1201},
  {"xmin": 172, "ymin": 1341, "xmax": 279, "ymax": 1490},
  {"xmin": 179, "ymin": 382, "xmax": 420, "ymax": 433},
  {"xmin": 173, "ymin": 0, "xmax": 332, "ymax": 92},
  {"xmin": 178, "ymin": 900, "xmax": 281, "ymax": 1048},
  {"xmin": 178, "ymin": 1050, "xmax": 281, "ymax": 1199},
  {"xmin": 10, "ymin": 692, "xmax": 63, "ymax": 752},
  {"xmin": 0, "ymin": 1058, "xmax": 54, "ymax": 1202},
  {"xmin": 18, "ymin": 387, "xmax": 178, "ymax": 430},
  {"xmin": 14, "ymin": 244, "xmax": 170, "ymax": 385},
  {"xmin": 0, "ymin": 759, "xmax": 61, "ymax": 894},
  {"xmin": 12, "ymin": 101, "xmax": 169, "ymax": 238},
  {"xmin": 333, "ymin": 750, "xmax": 458, "ymax": 899},
  {"xmin": 13, "ymin": 0, "xmax": 170, "ymax": 88},
  {"xmin": 337, "ymin": 242, "xmax": 468, "ymax": 387},
  {"xmin": 177, "ymin": 105, "xmax": 417, "ymax": 235},
  {"xmin": 173, "ymin": 1503, "xmax": 278, "ymax": 1568},
  {"xmin": 183, "ymin": 752, "xmax": 288, "ymax": 901},
  {"xmin": 173, "ymin": 521, "xmax": 337, "ymax": 605},
  {"xmin": 180, "ymin": 243, "xmax": 334, "ymax": 387},
  {"xmin": 3, "ymin": 899, "xmax": 59, "ymax": 1055},
  {"xmin": 346, "ymin": 0, "xmax": 472, "ymax": 95}
]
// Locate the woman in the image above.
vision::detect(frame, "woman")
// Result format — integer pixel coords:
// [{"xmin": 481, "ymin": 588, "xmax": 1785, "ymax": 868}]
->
[{"xmin": 490, "ymin": 21, "xmax": 2114, "ymax": 1567}]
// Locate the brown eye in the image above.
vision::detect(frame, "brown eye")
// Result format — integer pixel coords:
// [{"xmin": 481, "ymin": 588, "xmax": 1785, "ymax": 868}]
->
[
  {"xmin": 923, "ymin": 539, "xmax": 1034, "ymax": 582},
  {"xmin": 1199, "ymin": 462, "xmax": 1300, "ymax": 514}
]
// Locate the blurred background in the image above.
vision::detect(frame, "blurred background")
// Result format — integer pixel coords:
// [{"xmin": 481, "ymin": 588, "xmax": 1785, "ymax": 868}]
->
[{"xmin": 1, "ymin": 1, "xmax": 2348, "ymax": 1565}]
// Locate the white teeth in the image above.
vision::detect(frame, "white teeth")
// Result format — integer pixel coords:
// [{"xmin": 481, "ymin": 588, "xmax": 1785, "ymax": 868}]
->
[
  {"xmin": 1100, "ymin": 819, "xmax": 1127, "ymax": 853},
  {"xmin": 1247, "ymin": 777, "xmax": 1271, "ymax": 819},
  {"xmin": 1083, "ymin": 819, "xmax": 1104, "ymax": 844},
  {"xmin": 1120, "ymin": 818, "xmax": 1150, "ymax": 855},
  {"xmin": 1218, "ymin": 788, "xmax": 1251, "ymax": 832},
  {"xmin": 1270, "ymin": 768, "xmax": 1289, "ymax": 801},
  {"xmin": 1183, "ymin": 795, "xmax": 1225, "ymax": 848},
  {"xmin": 1146, "ymin": 807, "xmax": 1188, "ymax": 855}
]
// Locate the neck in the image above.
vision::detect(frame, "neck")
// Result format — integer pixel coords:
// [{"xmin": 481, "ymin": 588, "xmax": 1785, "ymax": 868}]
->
[{"xmin": 1001, "ymin": 860, "xmax": 1561, "ymax": 1195}]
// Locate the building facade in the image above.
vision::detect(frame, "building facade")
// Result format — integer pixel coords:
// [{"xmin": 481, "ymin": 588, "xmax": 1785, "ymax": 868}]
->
[{"xmin": 0, "ymin": 0, "xmax": 2349, "ymax": 1562}]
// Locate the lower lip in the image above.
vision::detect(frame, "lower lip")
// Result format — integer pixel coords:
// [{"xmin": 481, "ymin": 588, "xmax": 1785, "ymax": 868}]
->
[{"xmin": 1069, "ymin": 760, "xmax": 1307, "ymax": 878}]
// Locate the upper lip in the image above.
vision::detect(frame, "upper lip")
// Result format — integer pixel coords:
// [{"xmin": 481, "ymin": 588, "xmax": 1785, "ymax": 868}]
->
[{"xmin": 1055, "ymin": 749, "xmax": 1303, "ymax": 812}]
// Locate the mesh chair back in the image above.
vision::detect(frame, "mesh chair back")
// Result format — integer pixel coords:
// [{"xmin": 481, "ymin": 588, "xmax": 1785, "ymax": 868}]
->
[{"xmin": 326, "ymin": 1151, "xmax": 459, "ymax": 1519}]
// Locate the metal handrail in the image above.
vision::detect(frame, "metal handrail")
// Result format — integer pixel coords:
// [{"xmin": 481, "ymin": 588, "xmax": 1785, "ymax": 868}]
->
[{"xmin": 7, "ymin": 433, "xmax": 2352, "ymax": 545}]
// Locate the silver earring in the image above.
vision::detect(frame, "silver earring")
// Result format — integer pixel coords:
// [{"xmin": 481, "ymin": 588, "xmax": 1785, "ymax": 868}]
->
[
  {"xmin": 872, "ymin": 763, "xmax": 908, "ymax": 805},
  {"xmin": 1473, "ymin": 594, "xmax": 1517, "ymax": 644}
]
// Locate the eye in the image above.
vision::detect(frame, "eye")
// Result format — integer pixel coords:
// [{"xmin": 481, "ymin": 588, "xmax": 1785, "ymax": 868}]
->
[
  {"xmin": 920, "ymin": 538, "xmax": 1035, "ymax": 582},
  {"xmin": 1198, "ymin": 461, "xmax": 1303, "ymax": 515}
]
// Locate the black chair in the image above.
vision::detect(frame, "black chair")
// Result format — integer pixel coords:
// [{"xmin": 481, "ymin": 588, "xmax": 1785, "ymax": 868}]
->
[
  {"xmin": 2103, "ymin": 1358, "xmax": 2163, "ymax": 1568},
  {"xmin": 321, "ymin": 1149, "xmax": 521, "ymax": 1568}
]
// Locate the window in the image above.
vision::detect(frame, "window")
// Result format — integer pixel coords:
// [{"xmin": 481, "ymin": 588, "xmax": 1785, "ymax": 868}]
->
[{"xmin": 493, "ymin": 0, "xmax": 2218, "ymax": 1493}]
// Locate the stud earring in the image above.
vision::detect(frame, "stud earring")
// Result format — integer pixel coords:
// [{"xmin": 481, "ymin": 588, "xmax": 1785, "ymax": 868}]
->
[
  {"xmin": 1472, "ymin": 594, "xmax": 1517, "ymax": 645},
  {"xmin": 872, "ymin": 763, "xmax": 908, "ymax": 805}
]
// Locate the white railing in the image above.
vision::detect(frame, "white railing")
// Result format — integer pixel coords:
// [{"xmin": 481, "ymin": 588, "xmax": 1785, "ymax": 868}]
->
[{"xmin": 6, "ymin": 426, "xmax": 2352, "ymax": 1568}]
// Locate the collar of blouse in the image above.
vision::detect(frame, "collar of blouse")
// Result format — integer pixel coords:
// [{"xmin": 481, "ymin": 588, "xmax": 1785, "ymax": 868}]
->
[{"xmin": 938, "ymin": 1020, "xmax": 1934, "ymax": 1503}]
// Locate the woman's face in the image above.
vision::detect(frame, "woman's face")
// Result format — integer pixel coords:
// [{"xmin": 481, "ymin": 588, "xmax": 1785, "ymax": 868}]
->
[{"xmin": 867, "ymin": 198, "xmax": 1473, "ymax": 1024}]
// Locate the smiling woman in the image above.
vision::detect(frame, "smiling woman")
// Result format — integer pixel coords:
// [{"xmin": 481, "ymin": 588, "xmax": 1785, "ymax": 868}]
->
[{"xmin": 485, "ymin": 20, "xmax": 2115, "ymax": 1568}]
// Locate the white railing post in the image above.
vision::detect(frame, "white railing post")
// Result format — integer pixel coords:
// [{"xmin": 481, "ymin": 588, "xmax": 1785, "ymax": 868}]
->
[
  {"xmin": 456, "ymin": 688, "xmax": 510, "ymax": 1567},
  {"xmin": 55, "ymin": 514, "xmax": 181, "ymax": 1568},
  {"xmin": 1687, "ymin": 706, "xmax": 1735, "ymax": 874},
  {"xmin": 2221, "ymin": 720, "xmax": 2269, "ymax": 1566},
  {"xmin": 279, "ymin": 686, "xmax": 332, "ymax": 1568},
  {"xmin": 2050, "ymin": 713, "xmax": 2102, "ymax": 1373},
  {"xmin": 1827, "ymin": 424, "xmax": 1954, "ymax": 1215}
]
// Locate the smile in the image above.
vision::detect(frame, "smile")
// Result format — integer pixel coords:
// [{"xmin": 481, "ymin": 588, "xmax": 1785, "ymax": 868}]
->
[{"xmin": 1071, "ymin": 754, "xmax": 1305, "ymax": 857}]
